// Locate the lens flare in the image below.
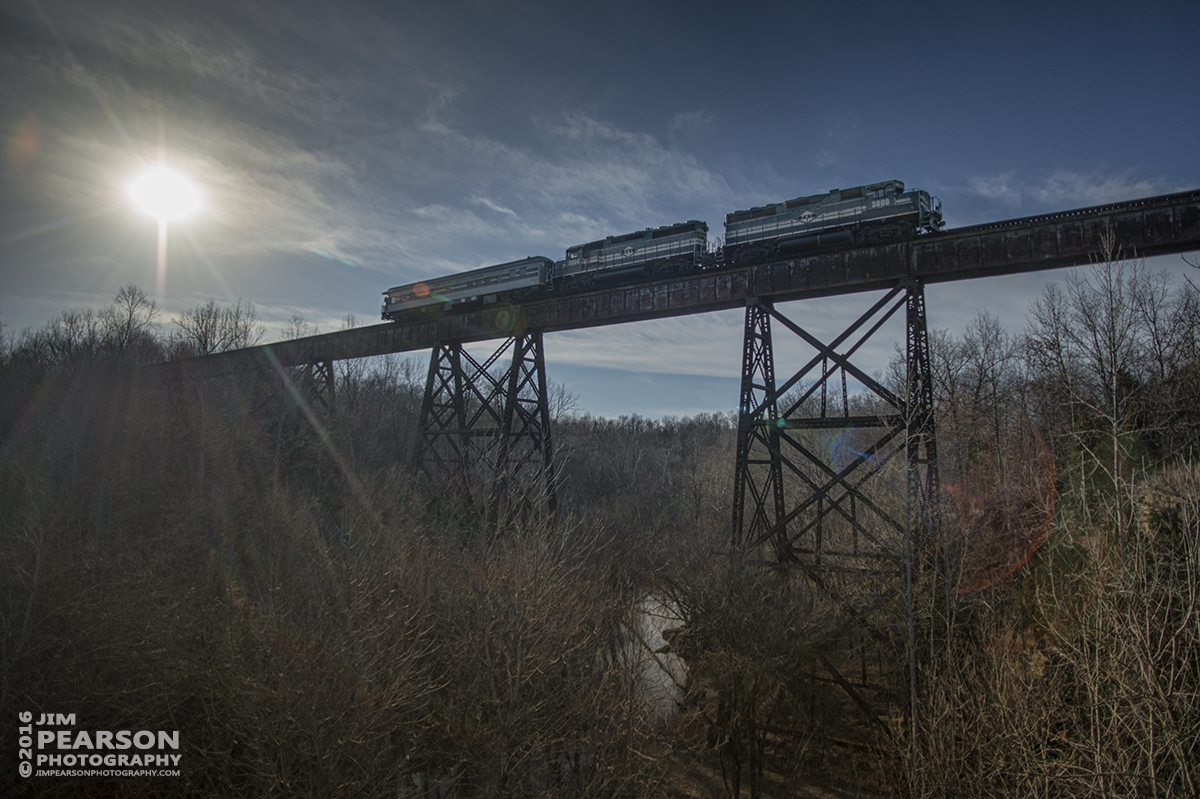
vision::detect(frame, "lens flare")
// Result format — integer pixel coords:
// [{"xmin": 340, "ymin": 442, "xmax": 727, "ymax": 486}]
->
[
  {"xmin": 7, "ymin": 113, "xmax": 41, "ymax": 170},
  {"xmin": 827, "ymin": 426, "xmax": 902, "ymax": 476},
  {"xmin": 484, "ymin": 302, "xmax": 522, "ymax": 336},
  {"xmin": 940, "ymin": 417, "xmax": 1057, "ymax": 594}
]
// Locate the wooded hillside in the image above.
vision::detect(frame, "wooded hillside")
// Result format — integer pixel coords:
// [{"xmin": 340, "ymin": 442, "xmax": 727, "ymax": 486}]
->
[{"xmin": 3, "ymin": 255, "xmax": 1198, "ymax": 797}]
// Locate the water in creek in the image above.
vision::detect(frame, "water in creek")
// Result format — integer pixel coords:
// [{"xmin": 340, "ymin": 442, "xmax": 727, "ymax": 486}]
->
[{"xmin": 626, "ymin": 593, "xmax": 688, "ymax": 722}]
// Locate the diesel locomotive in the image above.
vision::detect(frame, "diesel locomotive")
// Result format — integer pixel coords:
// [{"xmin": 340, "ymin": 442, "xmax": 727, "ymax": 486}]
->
[
  {"xmin": 557, "ymin": 220, "xmax": 709, "ymax": 293},
  {"xmin": 381, "ymin": 180, "xmax": 942, "ymax": 321},
  {"xmin": 724, "ymin": 179, "xmax": 943, "ymax": 265}
]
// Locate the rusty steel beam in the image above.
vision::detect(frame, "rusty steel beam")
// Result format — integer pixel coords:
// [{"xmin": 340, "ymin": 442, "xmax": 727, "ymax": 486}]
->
[{"xmin": 170, "ymin": 188, "xmax": 1200, "ymax": 372}]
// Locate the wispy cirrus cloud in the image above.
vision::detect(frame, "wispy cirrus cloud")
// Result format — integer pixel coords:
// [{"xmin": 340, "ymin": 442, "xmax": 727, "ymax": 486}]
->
[
  {"xmin": 5, "ymin": 0, "xmax": 741, "ymax": 294},
  {"xmin": 545, "ymin": 311, "xmax": 745, "ymax": 378},
  {"xmin": 668, "ymin": 109, "xmax": 714, "ymax": 135},
  {"xmin": 347, "ymin": 105, "xmax": 736, "ymax": 280},
  {"xmin": 954, "ymin": 169, "xmax": 1177, "ymax": 224},
  {"xmin": 470, "ymin": 195, "xmax": 516, "ymax": 216}
]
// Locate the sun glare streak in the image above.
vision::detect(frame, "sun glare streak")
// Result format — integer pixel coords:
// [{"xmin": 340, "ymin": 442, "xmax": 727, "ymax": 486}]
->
[
  {"xmin": 156, "ymin": 218, "xmax": 168, "ymax": 299},
  {"xmin": 180, "ymin": 226, "xmax": 237, "ymax": 299},
  {"xmin": 0, "ymin": 207, "xmax": 110, "ymax": 245},
  {"xmin": 33, "ymin": 1, "xmax": 134, "ymax": 150}
]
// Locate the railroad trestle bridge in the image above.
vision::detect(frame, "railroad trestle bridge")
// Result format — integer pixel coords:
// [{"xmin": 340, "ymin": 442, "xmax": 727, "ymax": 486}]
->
[{"xmin": 172, "ymin": 188, "xmax": 1200, "ymax": 747}]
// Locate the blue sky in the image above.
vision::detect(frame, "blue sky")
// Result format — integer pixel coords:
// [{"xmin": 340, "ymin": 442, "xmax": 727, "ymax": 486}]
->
[{"xmin": 2, "ymin": 0, "xmax": 1199, "ymax": 417}]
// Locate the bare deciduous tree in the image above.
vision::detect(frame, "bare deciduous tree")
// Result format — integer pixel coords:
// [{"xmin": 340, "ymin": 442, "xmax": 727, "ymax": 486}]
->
[{"xmin": 170, "ymin": 298, "xmax": 266, "ymax": 356}]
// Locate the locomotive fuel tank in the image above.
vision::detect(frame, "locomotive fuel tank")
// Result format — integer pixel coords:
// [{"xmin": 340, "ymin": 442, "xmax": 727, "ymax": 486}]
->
[{"xmin": 776, "ymin": 230, "xmax": 854, "ymax": 252}]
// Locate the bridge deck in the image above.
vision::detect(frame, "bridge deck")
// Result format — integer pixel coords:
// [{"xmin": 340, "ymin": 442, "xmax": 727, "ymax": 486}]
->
[{"xmin": 179, "ymin": 189, "xmax": 1200, "ymax": 372}]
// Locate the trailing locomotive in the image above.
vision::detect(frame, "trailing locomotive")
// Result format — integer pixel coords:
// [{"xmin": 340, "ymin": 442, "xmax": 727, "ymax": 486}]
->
[
  {"xmin": 381, "ymin": 222, "xmax": 708, "ymax": 319},
  {"xmin": 381, "ymin": 180, "xmax": 942, "ymax": 321},
  {"xmin": 557, "ymin": 220, "xmax": 708, "ymax": 293},
  {"xmin": 724, "ymin": 180, "xmax": 943, "ymax": 265}
]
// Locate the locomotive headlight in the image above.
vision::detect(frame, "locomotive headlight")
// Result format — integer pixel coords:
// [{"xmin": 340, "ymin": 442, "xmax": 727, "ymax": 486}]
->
[{"xmin": 129, "ymin": 165, "xmax": 201, "ymax": 221}]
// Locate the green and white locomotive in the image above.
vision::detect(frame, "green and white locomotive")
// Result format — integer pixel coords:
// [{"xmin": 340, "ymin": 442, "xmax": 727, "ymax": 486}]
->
[
  {"xmin": 723, "ymin": 180, "xmax": 943, "ymax": 266},
  {"xmin": 556, "ymin": 220, "xmax": 708, "ymax": 294}
]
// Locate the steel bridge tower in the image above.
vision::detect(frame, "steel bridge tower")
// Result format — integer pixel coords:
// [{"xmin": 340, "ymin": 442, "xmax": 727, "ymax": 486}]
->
[
  {"xmin": 731, "ymin": 282, "xmax": 938, "ymax": 560},
  {"xmin": 730, "ymin": 281, "xmax": 941, "ymax": 751},
  {"xmin": 413, "ymin": 331, "xmax": 557, "ymax": 531}
]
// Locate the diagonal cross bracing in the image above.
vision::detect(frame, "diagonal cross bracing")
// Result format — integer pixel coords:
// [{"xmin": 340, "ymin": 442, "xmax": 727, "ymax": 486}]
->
[
  {"xmin": 415, "ymin": 333, "xmax": 557, "ymax": 528},
  {"xmin": 489, "ymin": 332, "xmax": 557, "ymax": 528},
  {"xmin": 732, "ymin": 285, "xmax": 937, "ymax": 566}
]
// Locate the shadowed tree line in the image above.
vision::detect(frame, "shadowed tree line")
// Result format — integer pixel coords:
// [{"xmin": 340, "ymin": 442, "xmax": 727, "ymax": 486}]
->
[{"xmin": 2, "ymin": 251, "xmax": 1199, "ymax": 797}]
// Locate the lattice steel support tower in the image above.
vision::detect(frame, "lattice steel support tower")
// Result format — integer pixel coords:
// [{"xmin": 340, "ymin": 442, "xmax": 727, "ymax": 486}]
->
[
  {"xmin": 904, "ymin": 286, "xmax": 940, "ymax": 534},
  {"xmin": 298, "ymin": 360, "xmax": 337, "ymax": 423},
  {"xmin": 729, "ymin": 283, "xmax": 941, "ymax": 747},
  {"xmin": 730, "ymin": 284, "xmax": 938, "ymax": 560},
  {"xmin": 415, "ymin": 332, "xmax": 557, "ymax": 527}
]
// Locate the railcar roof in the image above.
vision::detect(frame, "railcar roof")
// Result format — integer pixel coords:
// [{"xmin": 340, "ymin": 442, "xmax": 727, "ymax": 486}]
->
[
  {"xmin": 567, "ymin": 220, "xmax": 708, "ymax": 253},
  {"xmin": 727, "ymin": 179, "xmax": 911, "ymax": 220},
  {"xmin": 383, "ymin": 255, "xmax": 552, "ymax": 293}
]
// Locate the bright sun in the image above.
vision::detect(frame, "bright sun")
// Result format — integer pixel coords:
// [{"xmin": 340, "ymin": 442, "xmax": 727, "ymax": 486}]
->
[{"xmin": 129, "ymin": 165, "xmax": 201, "ymax": 221}]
